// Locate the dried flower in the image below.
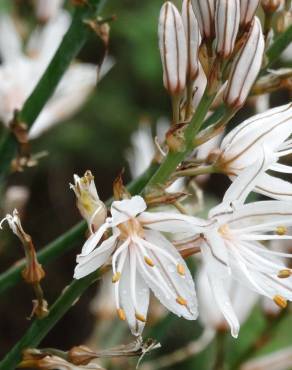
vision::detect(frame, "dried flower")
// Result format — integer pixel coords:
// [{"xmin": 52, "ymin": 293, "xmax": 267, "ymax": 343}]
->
[
  {"xmin": 158, "ymin": 2, "xmax": 187, "ymax": 95},
  {"xmin": 223, "ymin": 17, "xmax": 264, "ymax": 109},
  {"xmin": 191, "ymin": 0, "xmax": 216, "ymax": 40},
  {"xmin": 70, "ymin": 171, "xmax": 107, "ymax": 233},
  {"xmin": 19, "ymin": 355, "xmax": 102, "ymax": 369},
  {"xmin": 182, "ymin": 0, "xmax": 201, "ymax": 80},
  {"xmin": 74, "ymin": 195, "xmax": 203, "ymax": 335},
  {"xmin": 240, "ymin": 0, "xmax": 260, "ymax": 28},
  {"xmin": 215, "ymin": 0, "xmax": 240, "ymax": 59}
]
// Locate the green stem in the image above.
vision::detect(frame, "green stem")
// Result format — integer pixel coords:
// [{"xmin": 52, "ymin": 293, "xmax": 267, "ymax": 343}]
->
[
  {"xmin": 265, "ymin": 24, "xmax": 292, "ymax": 68},
  {"xmin": 174, "ymin": 164, "xmax": 216, "ymax": 178},
  {"xmin": 0, "ymin": 269, "xmax": 105, "ymax": 370},
  {"xmin": 0, "ymin": 0, "xmax": 105, "ymax": 181},
  {"xmin": 146, "ymin": 93, "xmax": 214, "ymax": 188},
  {"xmin": 213, "ymin": 332, "xmax": 226, "ymax": 370}
]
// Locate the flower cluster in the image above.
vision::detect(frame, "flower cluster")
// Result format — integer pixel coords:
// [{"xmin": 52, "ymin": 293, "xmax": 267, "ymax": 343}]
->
[{"xmin": 72, "ymin": 0, "xmax": 292, "ymax": 340}]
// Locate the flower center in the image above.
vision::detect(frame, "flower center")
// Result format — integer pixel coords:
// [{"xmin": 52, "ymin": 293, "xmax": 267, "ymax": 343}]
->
[
  {"xmin": 118, "ymin": 218, "xmax": 144, "ymax": 240},
  {"xmin": 218, "ymin": 223, "xmax": 232, "ymax": 239}
]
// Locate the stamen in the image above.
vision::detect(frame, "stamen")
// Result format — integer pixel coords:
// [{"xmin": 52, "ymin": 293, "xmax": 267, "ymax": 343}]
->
[
  {"xmin": 176, "ymin": 296, "xmax": 187, "ymax": 306},
  {"xmin": 112, "ymin": 272, "xmax": 121, "ymax": 283},
  {"xmin": 177, "ymin": 264, "xmax": 185, "ymax": 276},
  {"xmin": 273, "ymin": 295, "xmax": 287, "ymax": 309},
  {"xmin": 117, "ymin": 308, "xmax": 126, "ymax": 321},
  {"xmin": 218, "ymin": 224, "xmax": 230, "ymax": 237},
  {"xmin": 276, "ymin": 226, "xmax": 287, "ymax": 236},
  {"xmin": 135, "ymin": 312, "xmax": 146, "ymax": 322},
  {"xmin": 277, "ymin": 269, "xmax": 292, "ymax": 279},
  {"xmin": 144, "ymin": 256, "xmax": 155, "ymax": 267}
]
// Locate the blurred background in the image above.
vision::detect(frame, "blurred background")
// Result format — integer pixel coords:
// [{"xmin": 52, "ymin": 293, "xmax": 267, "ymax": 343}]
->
[{"xmin": 0, "ymin": 1, "xmax": 291, "ymax": 369}]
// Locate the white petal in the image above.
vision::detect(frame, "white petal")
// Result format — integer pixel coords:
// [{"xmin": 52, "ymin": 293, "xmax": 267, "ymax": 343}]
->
[
  {"xmin": 270, "ymin": 163, "xmax": 292, "ymax": 174},
  {"xmin": 119, "ymin": 250, "xmax": 150, "ymax": 336},
  {"xmin": 111, "ymin": 196, "xmax": 147, "ymax": 226},
  {"xmin": 210, "ymin": 147, "xmax": 272, "ymax": 218},
  {"xmin": 80, "ymin": 222, "xmax": 113, "ymax": 256},
  {"xmin": 74, "ymin": 232, "xmax": 118, "ymax": 279},
  {"xmin": 191, "ymin": 0, "xmax": 216, "ymax": 39},
  {"xmin": 0, "ymin": 15, "xmax": 22, "ymax": 63},
  {"xmin": 255, "ymin": 173, "xmax": 292, "ymax": 201},
  {"xmin": 139, "ymin": 230, "xmax": 198, "ymax": 320},
  {"xmin": 139, "ymin": 211, "xmax": 209, "ymax": 233},
  {"xmin": 200, "ymin": 248, "xmax": 240, "ymax": 338},
  {"xmin": 240, "ymin": 0, "xmax": 260, "ymax": 27}
]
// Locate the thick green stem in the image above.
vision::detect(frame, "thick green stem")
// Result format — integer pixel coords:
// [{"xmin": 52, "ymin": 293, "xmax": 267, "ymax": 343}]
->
[
  {"xmin": 0, "ymin": 0, "xmax": 105, "ymax": 181},
  {"xmin": 0, "ymin": 269, "xmax": 105, "ymax": 370},
  {"xmin": 146, "ymin": 93, "xmax": 214, "ymax": 188}
]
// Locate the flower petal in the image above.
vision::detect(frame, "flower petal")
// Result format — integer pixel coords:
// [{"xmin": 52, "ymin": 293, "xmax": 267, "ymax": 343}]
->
[
  {"xmin": 255, "ymin": 173, "xmax": 292, "ymax": 201},
  {"xmin": 119, "ymin": 249, "xmax": 150, "ymax": 336},
  {"xmin": 80, "ymin": 222, "xmax": 112, "ymax": 256},
  {"xmin": 137, "ymin": 230, "xmax": 198, "ymax": 320},
  {"xmin": 111, "ymin": 196, "xmax": 147, "ymax": 226},
  {"xmin": 74, "ymin": 231, "xmax": 118, "ymax": 279}
]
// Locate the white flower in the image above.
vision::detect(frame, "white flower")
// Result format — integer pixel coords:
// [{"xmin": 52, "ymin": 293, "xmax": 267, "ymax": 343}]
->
[
  {"xmin": 0, "ymin": 13, "xmax": 112, "ymax": 139},
  {"xmin": 70, "ymin": 171, "xmax": 107, "ymax": 233},
  {"xmin": 158, "ymin": 2, "xmax": 187, "ymax": 95},
  {"xmin": 223, "ymin": 17, "xmax": 264, "ymax": 109},
  {"xmin": 215, "ymin": 0, "xmax": 240, "ymax": 59},
  {"xmin": 35, "ymin": 0, "xmax": 64, "ymax": 23},
  {"xmin": 74, "ymin": 195, "xmax": 205, "ymax": 335},
  {"xmin": 185, "ymin": 162, "xmax": 292, "ymax": 338},
  {"xmin": 215, "ymin": 103, "xmax": 292, "ymax": 200}
]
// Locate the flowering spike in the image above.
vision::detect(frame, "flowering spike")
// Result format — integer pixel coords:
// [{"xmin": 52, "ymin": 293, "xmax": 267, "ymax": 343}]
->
[
  {"xmin": 182, "ymin": 0, "xmax": 201, "ymax": 80},
  {"xmin": 158, "ymin": 1, "xmax": 187, "ymax": 95},
  {"xmin": 215, "ymin": 0, "xmax": 240, "ymax": 59},
  {"xmin": 223, "ymin": 17, "xmax": 264, "ymax": 109},
  {"xmin": 191, "ymin": 0, "xmax": 216, "ymax": 40},
  {"xmin": 240, "ymin": 0, "xmax": 260, "ymax": 28}
]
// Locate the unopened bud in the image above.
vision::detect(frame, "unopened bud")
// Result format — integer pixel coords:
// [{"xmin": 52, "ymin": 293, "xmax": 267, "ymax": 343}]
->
[
  {"xmin": 3, "ymin": 186, "xmax": 30, "ymax": 214},
  {"xmin": 22, "ymin": 251, "xmax": 45, "ymax": 284},
  {"xmin": 261, "ymin": 0, "xmax": 282, "ymax": 13},
  {"xmin": 240, "ymin": 0, "xmax": 260, "ymax": 28},
  {"xmin": 182, "ymin": 0, "xmax": 201, "ymax": 80},
  {"xmin": 224, "ymin": 17, "xmax": 264, "ymax": 109},
  {"xmin": 191, "ymin": 0, "xmax": 215, "ymax": 40},
  {"xmin": 70, "ymin": 171, "xmax": 107, "ymax": 232},
  {"xmin": 215, "ymin": 0, "xmax": 240, "ymax": 59},
  {"xmin": 35, "ymin": 0, "xmax": 64, "ymax": 23},
  {"xmin": 158, "ymin": 2, "xmax": 187, "ymax": 95}
]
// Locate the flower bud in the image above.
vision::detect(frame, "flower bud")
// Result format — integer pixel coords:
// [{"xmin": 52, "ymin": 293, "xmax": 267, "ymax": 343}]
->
[
  {"xmin": 35, "ymin": 0, "xmax": 64, "ymax": 23},
  {"xmin": 158, "ymin": 2, "xmax": 187, "ymax": 95},
  {"xmin": 261, "ymin": 0, "xmax": 282, "ymax": 13},
  {"xmin": 224, "ymin": 17, "xmax": 264, "ymax": 109},
  {"xmin": 191, "ymin": 0, "xmax": 216, "ymax": 40},
  {"xmin": 70, "ymin": 171, "xmax": 107, "ymax": 232},
  {"xmin": 182, "ymin": 0, "xmax": 201, "ymax": 80},
  {"xmin": 240, "ymin": 0, "xmax": 260, "ymax": 28},
  {"xmin": 215, "ymin": 0, "xmax": 240, "ymax": 58}
]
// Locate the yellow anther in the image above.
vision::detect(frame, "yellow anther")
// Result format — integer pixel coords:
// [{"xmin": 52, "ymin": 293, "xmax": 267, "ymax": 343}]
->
[
  {"xmin": 276, "ymin": 226, "xmax": 287, "ymax": 236},
  {"xmin": 117, "ymin": 308, "xmax": 126, "ymax": 321},
  {"xmin": 273, "ymin": 295, "xmax": 287, "ymax": 309},
  {"xmin": 112, "ymin": 272, "xmax": 121, "ymax": 283},
  {"xmin": 135, "ymin": 312, "xmax": 146, "ymax": 322},
  {"xmin": 277, "ymin": 269, "xmax": 292, "ymax": 278},
  {"xmin": 144, "ymin": 256, "xmax": 155, "ymax": 267},
  {"xmin": 176, "ymin": 296, "xmax": 187, "ymax": 306},
  {"xmin": 177, "ymin": 264, "xmax": 185, "ymax": 276},
  {"xmin": 218, "ymin": 224, "xmax": 230, "ymax": 237}
]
